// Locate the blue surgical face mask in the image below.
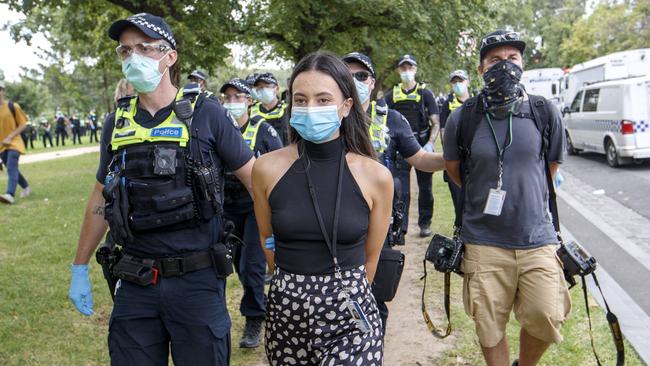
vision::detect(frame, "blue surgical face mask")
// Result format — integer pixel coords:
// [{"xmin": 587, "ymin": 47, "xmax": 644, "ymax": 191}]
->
[
  {"xmin": 290, "ymin": 105, "xmax": 342, "ymax": 144},
  {"xmin": 452, "ymin": 82, "xmax": 467, "ymax": 97},
  {"xmin": 223, "ymin": 102, "xmax": 247, "ymax": 119},
  {"xmin": 354, "ymin": 78, "xmax": 370, "ymax": 103},
  {"xmin": 121, "ymin": 52, "xmax": 168, "ymax": 93},
  {"xmin": 249, "ymin": 88, "xmax": 260, "ymax": 101},
  {"xmin": 400, "ymin": 71, "xmax": 415, "ymax": 83},
  {"xmin": 257, "ymin": 87, "xmax": 276, "ymax": 104}
]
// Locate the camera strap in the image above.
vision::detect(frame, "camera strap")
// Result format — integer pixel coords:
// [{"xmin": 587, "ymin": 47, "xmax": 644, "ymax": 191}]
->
[
  {"xmin": 420, "ymin": 263, "xmax": 452, "ymax": 338},
  {"xmin": 544, "ymin": 160, "xmax": 625, "ymax": 366}
]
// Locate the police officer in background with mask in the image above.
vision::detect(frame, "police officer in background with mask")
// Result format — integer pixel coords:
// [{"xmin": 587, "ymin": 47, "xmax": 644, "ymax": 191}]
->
[
  {"xmin": 251, "ymin": 72, "xmax": 288, "ymax": 145},
  {"xmin": 220, "ymin": 78, "xmax": 282, "ymax": 348},
  {"xmin": 440, "ymin": 69, "xmax": 471, "ymax": 216},
  {"xmin": 188, "ymin": 70, "xmax": 218, "ymax": 101},
  {"xmin": 342, "ymin": 52, "xmax": 446, "ymax": 332},
  {"xmin": 384, "ymin": 54, "xmax": 441, "ymax": 238},
  {"xmin": 67, "ymin": 13, "xmax": 255, "ymax": 365}
]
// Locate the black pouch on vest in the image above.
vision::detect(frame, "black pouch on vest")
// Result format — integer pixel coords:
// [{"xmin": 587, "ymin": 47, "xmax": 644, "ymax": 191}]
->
[
  {"xmin": 372, "ymin": 246, "xmax": 405, "ymax": 302},
  {"xmin": 151, "ymin": 187, "xmax": 194, "ymax": 212},
  {"xmin": 210, "ymin": 242, "xmax": 234, "ymax": 278},
  {"xmin": 112, "ymin": 255, "xmax": 157, "ymax": 286},
  {"xmin": 129, "ymin": 203, "xmax": 195, "ymax": 231}
]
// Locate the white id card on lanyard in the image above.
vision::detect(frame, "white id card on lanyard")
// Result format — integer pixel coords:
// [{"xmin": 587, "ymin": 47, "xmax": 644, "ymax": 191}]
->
[{"xmin": 483, "ymin": 188, "xmax": 506, "ymax": 216}]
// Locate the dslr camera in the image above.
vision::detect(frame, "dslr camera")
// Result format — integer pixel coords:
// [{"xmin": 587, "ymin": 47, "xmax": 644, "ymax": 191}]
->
[
  {"xmin": 425, "ymin": 234, "xmax": 464, "ymax": 274},
  {"xmin": 556, "ymin": 241, "xmax": 597, "ymax": 288}
]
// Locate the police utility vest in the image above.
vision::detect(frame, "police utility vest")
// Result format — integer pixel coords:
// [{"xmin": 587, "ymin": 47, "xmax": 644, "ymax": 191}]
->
[
  {"xmin": 105, "ymin": 87, "xmax": 220, "ymax": 245},
  {"xmin": 224, "ymin": 115, "xmax": 264, "ymax": 202},
  {"xmin": 391, "ymin": 83, "xmax": 429, "ymax": 134},
  {"xmin": 369, "ymin": 101, "xmax": 389, "ymax": 154},
  {"xmin": 250, "ymin": 101, "xmax": 287, "ymax": 132}
]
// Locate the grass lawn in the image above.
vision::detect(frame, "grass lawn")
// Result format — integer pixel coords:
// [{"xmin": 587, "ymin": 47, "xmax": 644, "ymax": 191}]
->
[
  {"xmin": 21, "ymin": 139, "xmax": 101, "ymax": 155},
  {"xmin": 425, "ymin": 174, "xmax": 645, "ymax": 365},
  {"xmin": 0, "ymin": 153, "xmax": 264, "ymax": 365}
]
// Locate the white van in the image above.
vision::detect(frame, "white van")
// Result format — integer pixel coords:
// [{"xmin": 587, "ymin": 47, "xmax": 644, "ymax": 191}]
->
[
  {"xmin": 521, "ymin": 68, "xmax": 564, "ymax": 107},
  {"xmin": 563, "ymin": 75, "xmax": 650, "ymax": 167}
]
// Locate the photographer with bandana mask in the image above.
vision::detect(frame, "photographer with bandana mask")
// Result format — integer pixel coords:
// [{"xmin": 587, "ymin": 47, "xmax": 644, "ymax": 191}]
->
[{"xmin": 443, "ymin": 30, "xmax": 570, "ymax": 366}]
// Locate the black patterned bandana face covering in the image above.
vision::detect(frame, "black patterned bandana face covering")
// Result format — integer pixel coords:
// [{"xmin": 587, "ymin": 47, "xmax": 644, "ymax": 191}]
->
[{"xmin": 482, "ymin": 60, "xmax": 524, "ymax": 117}]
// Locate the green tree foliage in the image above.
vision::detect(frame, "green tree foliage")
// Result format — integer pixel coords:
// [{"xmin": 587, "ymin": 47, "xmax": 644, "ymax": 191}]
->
[
  {"xmin": 244, "ymin": 0, "xmax": 500, "ymax": 94},
  {"xmin": 560, "ymin": 0, "xmax": 650, "ymax": 66}
]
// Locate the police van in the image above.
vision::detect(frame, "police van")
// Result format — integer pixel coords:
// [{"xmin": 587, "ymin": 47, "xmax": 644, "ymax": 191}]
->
[
  {"xmin": 563, "ymin": 75, "xmax": 650, "ymax": 167},
  {"xmin": 558, "ymin": 48, "xmax": 650, "ymax": 111},
  {"xmin": 521, "ymin": 68, "xmax": 564, "ymax": 107}
]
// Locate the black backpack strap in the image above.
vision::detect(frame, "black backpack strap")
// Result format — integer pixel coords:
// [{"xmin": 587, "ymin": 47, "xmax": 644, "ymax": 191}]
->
[
  {"xmin": 528, "ymin": 95, "xmax": 551, "ymax": 160},
  {"xmin": 454, "ymin": 96, "xmax": 483, "ymax": 229}
]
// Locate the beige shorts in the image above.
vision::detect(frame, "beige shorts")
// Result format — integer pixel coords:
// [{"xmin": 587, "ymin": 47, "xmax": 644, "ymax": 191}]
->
[{"xmin": 460, "ymin": 243, "xmax": 571, "ymax": 347}]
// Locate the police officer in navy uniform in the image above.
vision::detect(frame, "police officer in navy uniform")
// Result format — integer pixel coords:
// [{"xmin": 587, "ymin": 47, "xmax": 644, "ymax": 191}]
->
[
  {"xmin": 188, "ymin": 70, "xmax": 218, "ymax": 101},
  {"xmin": 440, "ymin": 69, "xmax": 471, "ymax": 220},
  {"xmin": 219, "ymin": 78, "xmax": 282, "ymax": 348},
  {"xmin": 384, "ymin": 54, "xmax": 441, "ymax": 238},
  {"xmin": 67, "ymin": 13, "xmax": 255, "ymax": 365},
  {"xmin": 342, "ymin": 52, "xmax": 446, "ymax": 332},
  {"xmin": 251, "ymin": 72, "xmax": 289, "ymax": 145}
]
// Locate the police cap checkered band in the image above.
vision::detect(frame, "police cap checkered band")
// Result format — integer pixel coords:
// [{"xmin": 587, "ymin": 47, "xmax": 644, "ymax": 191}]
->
[
  {"xmin": 188, "ymin": 70, "xmax": 207, "ymax": 81},
  {"xmin": 342, "ymin": 52, "xmax": 376, "ymax": 77},
  {"xmin": 220, "ymin": 78, "xmax": 251, "ymax": 95},
  {"xmin": 109, "ymin": 13, "xmax": 177, "ymax": 49},
  {"xmin": 398, "ymin": 54, "xmax": 417, "ymax": 66},
  {"xmin": 255, "ymin": 73, "xmax": 278, "ymax": 85}
]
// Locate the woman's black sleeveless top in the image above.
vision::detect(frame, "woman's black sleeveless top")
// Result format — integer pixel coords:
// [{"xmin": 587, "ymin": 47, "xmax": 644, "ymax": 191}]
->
[{"xmin": 269, "ymin": 138, "xmax": 370, "ymax": 275}]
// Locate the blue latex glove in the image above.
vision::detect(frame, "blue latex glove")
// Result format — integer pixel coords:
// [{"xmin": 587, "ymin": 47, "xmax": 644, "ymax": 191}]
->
[
  {"xmin": 555, "ymin": 171, "xmax": 565, "ymax": 188},
  {"xmin": 265, "ymin": 236, "xmax": 275, "ymax": 251},
  {"xmin": 423, "ymin": 142, "xmax": 434, "ymax": 153},
  {"xmin": 68, "ymin": 264, "xmax": 94, "ymax": 316}
]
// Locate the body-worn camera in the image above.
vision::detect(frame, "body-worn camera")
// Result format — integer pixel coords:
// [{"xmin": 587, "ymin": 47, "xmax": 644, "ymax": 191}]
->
[
  {"xmin": 425, "ymin": 234, "xmax": 464, "ymax": 274},
  {"xmin": 153, "ymin": 147, "xmax": 177, "ymax": 176},
  {"xmin": 192, "ymin": 164, "xmax": 223, "ymax": 212},
  {"xmin": 556, "ymin": 240, "xmax": 597, "ymax": 288}
]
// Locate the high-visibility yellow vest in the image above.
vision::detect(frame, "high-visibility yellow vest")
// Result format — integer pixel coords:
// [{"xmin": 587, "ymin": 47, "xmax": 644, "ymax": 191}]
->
[{"xmin": 369, "ymin": 101, "xmax": 389, "ymax": 153}]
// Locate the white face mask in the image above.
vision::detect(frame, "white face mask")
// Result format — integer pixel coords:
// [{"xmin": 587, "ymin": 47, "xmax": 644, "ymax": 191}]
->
[
  {"xmin": 400, "ymin": 71, "xmax": 415, "ymax": 83},
  {"xmin": 223, "ymin": 102, "xmax": 247, "ymax": 119},
  {"xmin": 257, "ymin": 87, "xmax": 276, "ymax": 104}
]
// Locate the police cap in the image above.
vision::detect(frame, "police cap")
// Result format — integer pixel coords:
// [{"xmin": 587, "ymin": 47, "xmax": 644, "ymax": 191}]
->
[
  {"xmin": 220, "ymin": 78, "xmax": 251, "ymax": 95},
  {"xmin": 398, "ymin": 54, "xmax": 417, "ymax": 67},
  {"xmin": 109, "ymin": 13, "xmax": 177, "ymax": 49},
  {"xmin": 342, "ymin": 52, "xmax": 376, "ymax": 77}
]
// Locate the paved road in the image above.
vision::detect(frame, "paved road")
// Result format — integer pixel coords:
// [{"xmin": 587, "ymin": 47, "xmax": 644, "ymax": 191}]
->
[
  {"xmin": 559, "ymin": 151, "xmax": 650, "ymax": 363},
  {"xmin": 562, "ymin": 152, "xmax": 650, "ymax": 219}
]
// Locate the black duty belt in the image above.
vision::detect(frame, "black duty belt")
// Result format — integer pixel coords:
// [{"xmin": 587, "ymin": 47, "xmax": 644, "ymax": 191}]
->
[
  {"xmin": 154, "ymin": 251, "xmax": 214, "ymax": 277},
  {"xmin": 113, "ymin": 250, "xmax": 215, "ymax": 286}
]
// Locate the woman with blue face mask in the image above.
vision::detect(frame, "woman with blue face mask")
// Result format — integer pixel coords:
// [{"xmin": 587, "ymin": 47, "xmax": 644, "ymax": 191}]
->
[{"xmin": 252, "ymin": 52, "xmax": 393, "ymax": 366}]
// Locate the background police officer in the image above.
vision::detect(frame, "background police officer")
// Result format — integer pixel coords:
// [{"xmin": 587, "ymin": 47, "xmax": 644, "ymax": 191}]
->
[
  {"xmin": 440, "ymin": 69, "xmax": 471, "ymax": 218},
  {"xmin": 343, "ymin": 52, "xmax": 446, "ymax": 332},
  {"xmin": 67, "ymin": 13, "xmax": 255, "ymax": 365},
  {"xmin": 251, "ymin": 72, "xmax": 288, "ymax": 145},
  {"xmin": 220, "ymin": 78, "xmax": 282, "ymax": 348},
  {"xmin": 384, "ymin": 54, "xmax": 441, "ymax": 238},
  {"xmin": 188, "ymin": 70, "xmax": 219, "ymax": 101}
]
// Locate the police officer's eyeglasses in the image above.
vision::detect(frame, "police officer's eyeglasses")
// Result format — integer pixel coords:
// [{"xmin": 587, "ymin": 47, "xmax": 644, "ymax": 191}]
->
[
  {"xmin": 480, "ymin": 32, "xmax": 521, "ymax": 48},
  {"xmin": 351, "ymin": 71, "xmax": 371, "ymax": 82},
  {"xmin": 115, "ymin": 42, "xmax": 172, "ymax": 60}
]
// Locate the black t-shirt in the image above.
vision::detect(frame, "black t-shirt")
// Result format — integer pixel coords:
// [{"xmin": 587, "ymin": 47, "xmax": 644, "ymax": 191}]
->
[{"xmin": 96, "ymin": 97, "xmax": 254, "ymax": 257}]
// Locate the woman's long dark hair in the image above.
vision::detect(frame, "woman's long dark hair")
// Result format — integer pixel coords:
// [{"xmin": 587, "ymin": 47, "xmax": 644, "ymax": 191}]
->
[{"xmin": 288, "ymin": 52, "xmax": 375, "ymax": 159}]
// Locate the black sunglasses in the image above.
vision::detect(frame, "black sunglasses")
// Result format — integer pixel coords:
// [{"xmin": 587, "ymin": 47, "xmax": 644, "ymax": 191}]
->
[
  {"xmin": 351, "ymin": 71, "xmax": 371, "ymax": 82},
  {"xmin": 481, "ymin": 32, "xmax": 521, "ymax": 48}
]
